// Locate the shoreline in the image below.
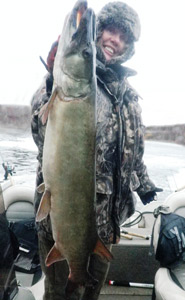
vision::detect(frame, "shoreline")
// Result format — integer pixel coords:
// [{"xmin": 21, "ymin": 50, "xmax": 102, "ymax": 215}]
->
[{"xmin": 0, "ymin": 104, "xmax": 185, "ymax": 145}]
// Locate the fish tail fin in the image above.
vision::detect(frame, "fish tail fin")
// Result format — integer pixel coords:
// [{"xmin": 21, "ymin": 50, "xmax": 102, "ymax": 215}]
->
[
  {"xmin": 85, "ymin": 271, "xmax": 98, "ymax": 287},
  {"xmin": 66, "ymin": 272, "xmax": 97, "ymax": 299},
  {"xmin": 93, "ymin": 238, "xmax": 113, "ymax": 262}
]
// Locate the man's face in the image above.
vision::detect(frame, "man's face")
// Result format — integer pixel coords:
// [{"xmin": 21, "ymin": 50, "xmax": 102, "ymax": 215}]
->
[{"xmin": 98, "ymin": 26, "xmax": 129, "ymax": 61}]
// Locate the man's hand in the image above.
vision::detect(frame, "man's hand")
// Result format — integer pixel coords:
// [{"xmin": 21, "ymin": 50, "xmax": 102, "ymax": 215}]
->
[{"xmin": 140, "ymin": 188, "xmax": 163, "ymax": 205}]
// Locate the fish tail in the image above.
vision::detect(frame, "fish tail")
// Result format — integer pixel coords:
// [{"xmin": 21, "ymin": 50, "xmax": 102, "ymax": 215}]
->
[
  {"xmin": 85, "ymin": 271, "xmax": 98, "ymax": 287},
  {"xmin": 65, "ymin": 280, "xmax": 80, "ymax": 299},
  {"xmin": 66, "ymin": 270, "xmax": 98, "ymax": 298}
]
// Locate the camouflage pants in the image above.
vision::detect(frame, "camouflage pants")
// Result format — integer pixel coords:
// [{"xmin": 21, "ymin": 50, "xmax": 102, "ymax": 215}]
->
[
  {"xmin": 81, "ymin": 248, "xmax": 111, "ymax": 300},
  {"xmin": 35, "ymin": 189, "xmax": 111, "ymax": 300},
  {"xmin": 38, "ymin": 230, "xmax": 83, "ymax": 300},
  {"xmin": 96, "ymin": 193, "xmax": 120, "ymax": 244}
]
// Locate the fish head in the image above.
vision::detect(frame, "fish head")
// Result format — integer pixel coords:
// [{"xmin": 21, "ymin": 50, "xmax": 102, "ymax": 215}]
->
[{"xmin": 53, "ymin": 0, "xmax": 96, "ymax": 99}]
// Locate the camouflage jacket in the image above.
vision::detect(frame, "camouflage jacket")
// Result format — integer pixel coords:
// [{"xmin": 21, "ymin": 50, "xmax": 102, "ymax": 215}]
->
[
  {"xmin": 31, "ymin": 61, "xmax": 156, "ymax": 242},
  {"xmin": 95, "ymin": 60, "xmax": 156, "ymax": 230}
]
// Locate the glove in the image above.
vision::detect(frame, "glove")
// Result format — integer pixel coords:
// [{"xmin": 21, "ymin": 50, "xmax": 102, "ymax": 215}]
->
[
  {"xmin": 155, "ymin": 187, "xmax": 163, "ymax": 192},
  {"xmin": 140, "ymin": 187, "xmax": 163, "ymax": 205},
  {"xmin": 47, "ymin": 37, "xmax": 60, "ymax": 73},
  {"xmin": 46, "ymin": 73, "xmax": 53, "ymax": 96}
]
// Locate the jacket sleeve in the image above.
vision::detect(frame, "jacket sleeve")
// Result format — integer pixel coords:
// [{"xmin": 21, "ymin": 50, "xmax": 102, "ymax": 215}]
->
[
  {"xmin": 30, "ymin": 75, "xmax": 49, "ymax": 165},
  {"xmin": 132, "ymin": 101, "xmax": 156, "ymax": 197}
]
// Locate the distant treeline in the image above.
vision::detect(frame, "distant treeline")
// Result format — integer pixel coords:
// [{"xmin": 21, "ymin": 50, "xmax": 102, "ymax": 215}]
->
[
  {"xmin": 0, "ymin": 104, "xmax": 31, "ymax": 133},
  {"xmin": 0, "ymin": 104, "xmax": 185, "ymax": 145},
  {"xmin": 145, "ymin": 124, "xmax": 185, "ymax": 145}
]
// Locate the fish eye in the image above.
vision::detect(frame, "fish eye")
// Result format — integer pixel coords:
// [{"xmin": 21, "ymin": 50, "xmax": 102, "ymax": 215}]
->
[{"xmin": 82, "ymin": 48, "xmax": 92, "ymax": 59}]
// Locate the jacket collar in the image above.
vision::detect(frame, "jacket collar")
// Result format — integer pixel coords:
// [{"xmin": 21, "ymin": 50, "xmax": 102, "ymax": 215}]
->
[
  {"xmin": 96, "ymin": 59, "xmax": 137, "ymax": 101},
  {"xmin": 96, "ymin": 59, "xmax": 137, "ymax": 82}
]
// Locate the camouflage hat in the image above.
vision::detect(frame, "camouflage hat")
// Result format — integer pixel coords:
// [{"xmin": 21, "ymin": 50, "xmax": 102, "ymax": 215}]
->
[{"xmin": 96, "ymin": 2, "xmax": 141, "ymax": 42}]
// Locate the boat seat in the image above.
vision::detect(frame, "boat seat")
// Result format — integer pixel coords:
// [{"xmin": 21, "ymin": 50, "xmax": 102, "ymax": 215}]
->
[
  {"xmin": 154, "ymin": 189, "xmax": 185, "ymax": 300},
  {"xmin": 155, "ymin": 267, "xmax": 185, "ymax": 300},
  {"xmin": 0, "ymin": 184, "xmax": 42, "ymax": 289},
  {"xmin": 0, "ymin": 184, "xmax": 39, "ymax": 299},
  {"xmin": 2, "ymin": 185, "xmax": 35, "ymax": 222},
  {"xmin": 170, "ymin": 262, "xmax": 185, "ymax": 290},
  {"xmin": 12, "ymin": 286, "xmax": 36, "ymax": 300}
]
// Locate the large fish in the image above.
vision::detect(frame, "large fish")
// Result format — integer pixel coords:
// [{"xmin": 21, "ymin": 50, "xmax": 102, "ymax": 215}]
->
[{"xmin": 36, "ymin": 0, "xmax": 112, "ymax": 293}]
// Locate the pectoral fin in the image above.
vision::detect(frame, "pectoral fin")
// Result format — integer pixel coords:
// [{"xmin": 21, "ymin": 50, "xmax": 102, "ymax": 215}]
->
[
  {"xmin": 36, "ymin": 190, "xmax": 51, "ymax": 222},
  {"xmin": 39, "ymin": 87, "xmax": 58, "ymax": 125},
  {"xmin": 93, "ymin": 239, "xmax": 113, "ymax": 262},
  {"xmin": 45, "ymin": 243, "xmax": 65, "ymax": 266},
  {"xmin": 37, "ymin": 182, "xmax": 45, "ymax": 193}
]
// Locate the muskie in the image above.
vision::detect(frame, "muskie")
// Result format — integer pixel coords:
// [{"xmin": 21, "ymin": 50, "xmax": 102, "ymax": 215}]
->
[{"xmin": 36, "ymin": 0, "xmax": 112, "ymax": 293}]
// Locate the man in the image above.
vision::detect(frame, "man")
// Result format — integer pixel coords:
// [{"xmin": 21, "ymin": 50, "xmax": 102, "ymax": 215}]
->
[
  {"xmin": 2, "ymin": 162, "xmax": 15, "ymax": 180},
  {"xmin": 31, "ymin": 2, "xmax": 162, "ymax": 299}
]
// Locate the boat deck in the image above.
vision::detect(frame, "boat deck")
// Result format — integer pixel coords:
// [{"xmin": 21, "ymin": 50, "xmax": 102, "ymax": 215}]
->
[
  {"xmin": 28, "ymin": 278, "xmax": 153, "ymax": 300},
  {"xmin": 100, "ymin": 284, "xmax": 153, "ymax": 299},
  {"xmin": 19, "ymin": 223, "xmax": 158, "ymax": 300}
]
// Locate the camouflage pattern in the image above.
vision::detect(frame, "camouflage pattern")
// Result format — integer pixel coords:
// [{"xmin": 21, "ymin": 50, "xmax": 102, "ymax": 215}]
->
[
  {"xmin": 31, "ymin": 61, "xmax": 156, "ymax": 245},
  {"xmin": 30, "ymin": 2, "xmax": 155, "ymax": 245},
  {"xmin": 31, "ymin": 76, "xmax": 48, "ymax": 216},
  {"xmin": 94, "ymin": 60, "xmax": 156, "ymax": 243},
  {"xmin": 30, "ymin": 3, "xmax": 155, "ymax": 299}
]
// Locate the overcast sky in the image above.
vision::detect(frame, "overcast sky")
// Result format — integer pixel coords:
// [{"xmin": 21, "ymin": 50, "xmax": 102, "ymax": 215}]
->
[{"xmin": 1, "ymin": 0, "xmax": 185, "ymax": 126}]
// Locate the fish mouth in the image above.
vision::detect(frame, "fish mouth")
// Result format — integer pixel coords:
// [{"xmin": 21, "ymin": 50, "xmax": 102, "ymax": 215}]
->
[
  {"xmin": 72, "ymin": 1, "xmax": 96, "ymax": 45},
  {"xmin": 71, "ymin": 0, "xmax": 88, "ymax": 30},
  {"xmin": 63, "ymin": 0, "xmax": 96, "ymax": 72},
  {"xmin": 76, "ymin": 1, "xmax": 88, "ymax": 28},
  {"xmin": 54, "ymin": 0, "xmax": 96, "ymax": 98}
]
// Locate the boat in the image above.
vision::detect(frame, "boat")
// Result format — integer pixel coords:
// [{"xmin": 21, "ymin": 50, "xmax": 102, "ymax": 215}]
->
[
  {"xmin": 1, "ymin": 179, "xmax": 185, "ymax": 300},
  {"xmin": 153, "ymin": 190, "xmax": 185, "ymax": 300}
]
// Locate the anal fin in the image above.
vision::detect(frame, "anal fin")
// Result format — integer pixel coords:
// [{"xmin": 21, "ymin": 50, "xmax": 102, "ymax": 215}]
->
[
  {"xmin": 46, "ymin": 243, "xmax": 65, "ymax": 266},
  {"xmin": 37, "ymin": 182, "xmax": 45, "ymax": 193}
]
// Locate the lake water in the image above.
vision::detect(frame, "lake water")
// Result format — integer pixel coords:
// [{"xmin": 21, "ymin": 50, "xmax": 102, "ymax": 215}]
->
[
  {"xmin": 0, "ymin": 130, "xmax": 37, "ymax": 187},
  {"xmin": 0, "ymin": 130, "xmax": 185, "ymax": 205}
]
